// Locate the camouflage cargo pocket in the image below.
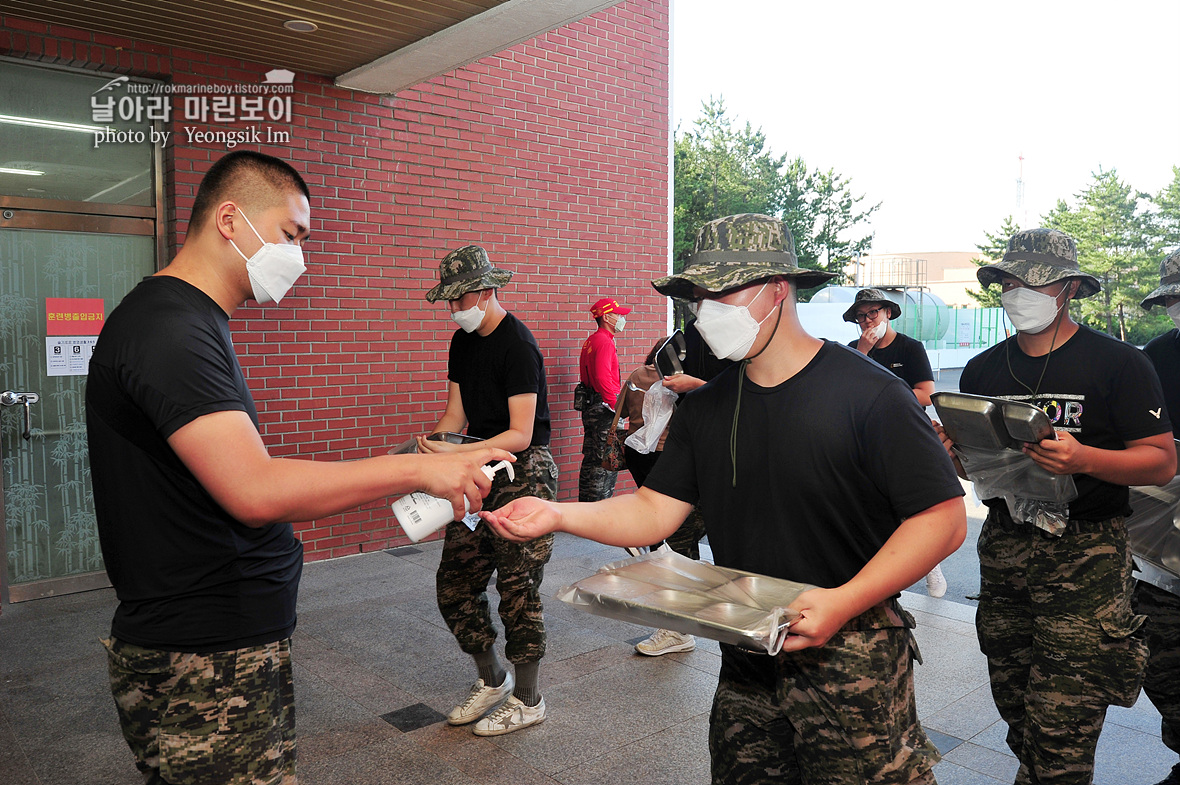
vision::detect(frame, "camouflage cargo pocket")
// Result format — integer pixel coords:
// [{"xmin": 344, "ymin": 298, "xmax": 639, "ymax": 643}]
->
[{"xmin": 1094, "ymin": 606, "xmax": 1149, "ymax": 708}]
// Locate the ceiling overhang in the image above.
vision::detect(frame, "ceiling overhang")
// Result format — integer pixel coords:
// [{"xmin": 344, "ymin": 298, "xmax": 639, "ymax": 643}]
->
[{"xmin": 336, "ymin": 0, "xmax": 623, "ymax": 94}]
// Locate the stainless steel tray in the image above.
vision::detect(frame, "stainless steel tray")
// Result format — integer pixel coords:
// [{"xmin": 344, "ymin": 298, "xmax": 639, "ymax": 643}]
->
[
  {"xmin": 389, "ymin": 431, "xmax": 484, "ymax": 455},
  {"xmin": 933, "ymin": 392, "xmax": 1054, "ymax": 450},
  {"xmin": 557, "ymin": 548, "xmax": 816, "ymax": 654},
  {"xmin": 932, "ymin": 392, "xmax": 1012, "ymax": 450}
]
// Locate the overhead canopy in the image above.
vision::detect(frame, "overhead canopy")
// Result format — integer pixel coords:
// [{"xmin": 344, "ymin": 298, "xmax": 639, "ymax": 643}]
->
[{"xmin": 2, "ymin": 0, "xmax": 623, "ymax": 92}]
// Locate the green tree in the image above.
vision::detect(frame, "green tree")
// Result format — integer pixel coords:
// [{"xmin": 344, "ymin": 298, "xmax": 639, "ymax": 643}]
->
[
  {"xmin": 1043, "ymin": 168, "xmax": 1154, "ymax": 341},
  {"xmin": 673, "ymin": 98, "xmax": 788, "ymax": 269},
  {"xmin": 966, "ymin": 215, "xmax": 1022, "ymax": 308},
  {"xmin": 673, "ymin": 98, "xmax": 878, "ymax": 298},
  {"xmin": 1148, "ymin": 165, "xmax": 1180, "ymax": 253}
]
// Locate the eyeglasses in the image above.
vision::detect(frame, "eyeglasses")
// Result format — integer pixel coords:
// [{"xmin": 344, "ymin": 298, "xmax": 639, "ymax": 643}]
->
[{"xmin": 853, "ymin": 307, "xmax": 882, "ymax": 323}]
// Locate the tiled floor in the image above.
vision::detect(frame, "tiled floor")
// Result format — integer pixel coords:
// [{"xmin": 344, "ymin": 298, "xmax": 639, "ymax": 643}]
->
[{"xmin": 1, "ymin": 508, "xmax": 1175, "ymax": 784}]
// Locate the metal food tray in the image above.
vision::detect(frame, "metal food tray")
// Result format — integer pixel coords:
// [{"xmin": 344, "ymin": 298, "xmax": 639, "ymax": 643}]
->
[
  {"xmin": 1128, "ymin": 454, "xmax": 1180, "ymax": 597},
  {"xmin": 932, "ymin": 392, "xmax": 1054, "ymax": 450},
  {"xmin": 388, "ymin": 431, "xmax": 484, "ymax": 455},
  {"xmin": 556, "ymin": 548, "xmax": 816, "ymax": 655}
]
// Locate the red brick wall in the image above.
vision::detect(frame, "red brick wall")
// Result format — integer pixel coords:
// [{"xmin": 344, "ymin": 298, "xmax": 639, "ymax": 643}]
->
[{"xmin": 0, "ymin": 0, "xmax": 671, "ymax": 560}]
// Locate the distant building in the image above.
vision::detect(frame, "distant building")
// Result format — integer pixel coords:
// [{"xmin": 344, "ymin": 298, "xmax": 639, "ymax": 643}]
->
[{"xmin": 846, "ymin": 251, "xmax": 987, "ymax": 308}]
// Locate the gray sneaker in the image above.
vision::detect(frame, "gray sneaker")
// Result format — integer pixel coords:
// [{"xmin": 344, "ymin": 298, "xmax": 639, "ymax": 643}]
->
[
  {"xmin": 636, "ymin": 628, "xmax": 696, "ymax": 656},
  {"xmin": 472, "ymin": 694, "xmax": 546, "ymax": 736},
  {"xmin": 447, "ymin": 673, "xmax": 514, "ymax": 725}
]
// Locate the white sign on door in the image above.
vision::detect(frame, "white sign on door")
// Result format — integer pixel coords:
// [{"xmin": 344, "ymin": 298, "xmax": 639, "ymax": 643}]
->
[{"xmin": 46, "ymin": 337, "xmax": 98, "ymax": 377}]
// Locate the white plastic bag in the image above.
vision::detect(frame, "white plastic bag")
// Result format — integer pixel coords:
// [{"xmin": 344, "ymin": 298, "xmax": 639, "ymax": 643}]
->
[{"xmin": 624, "ymin": 383, "xmax": 678, "ymax": 454}]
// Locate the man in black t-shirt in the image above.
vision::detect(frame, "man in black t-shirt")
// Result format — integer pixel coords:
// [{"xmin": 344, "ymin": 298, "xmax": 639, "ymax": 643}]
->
[
  {"xmin": 844, "ymin": 288, "xmax": 935, "ymax": 406},
  {"xmin": 87, "ymin": 152, "xmax": 510, "ymax": 784},
  {"xmin": 483, "ymin": 213, "xmax": 967, "ymax": 784},
  {"xmin": 844, "ymin": 288, "xmax": 946, "ymax": 598},
  {"xmin": 1137, "ymin": 248, "xmax": 1180, "ymax": 785},
  {"xmin": 419, "ymin": 245, "xmax": 557, "ymax": 737},
  {"xmin": 937, "ymin": 228, "xmax": 1175, "ymax": 785}
]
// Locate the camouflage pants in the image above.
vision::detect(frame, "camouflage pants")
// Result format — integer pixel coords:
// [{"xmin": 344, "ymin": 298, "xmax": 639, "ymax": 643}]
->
[
  {"xmin": 977, "ymin": 511, "xmax": 1148, "ymax": 785},
  {"xmin": 102, "ymin": 636, "xmax": 295, "ymax": 785},
  {"xmin": 709, "ymin": 601, "xmax": 938, "ymax": 785},
  {"xmin": 579, "ymin": 400, "xmax": 617, "ymax": 502},
  {"xmin": 1132, "ymin": 581, "xmax": 1180, "ymax": 755},
  {"xmin": 437, "ymin": 445, "xmax": 558, "ymax": 664}
]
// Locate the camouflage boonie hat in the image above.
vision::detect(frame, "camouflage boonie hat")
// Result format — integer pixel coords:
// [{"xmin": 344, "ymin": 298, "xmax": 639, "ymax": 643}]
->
[
  {"xmin": 651, "ymin": 213, "xmax": 836, "ymax": 299},
  {"xmin": 842, "ymin": 288, "xmax": 902, "ymax": 323},
  {"xmin": 976, "ymin": 227, "xmax": 1100, "ymax": 299},
  {"xmin": 425, "ymin": 245, "xmax": 513, "ymax": 302},
  {"xmin": 1140, "ymin": 249, "xmax": 1180, "ymax": 310}
]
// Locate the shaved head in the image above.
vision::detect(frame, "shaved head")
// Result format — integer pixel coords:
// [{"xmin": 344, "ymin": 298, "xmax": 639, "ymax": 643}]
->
[{"xmin": 188, "ymin": 151, "xmax": 309, "ymax": 235}]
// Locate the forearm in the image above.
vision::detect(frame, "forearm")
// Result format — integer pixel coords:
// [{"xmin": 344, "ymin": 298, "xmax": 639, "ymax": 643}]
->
[
  {"xmin": 431, "ymin": 411, "xmax": 467, "ymax": 435},
  {"xmin": 555, "ymin": 488, "xmax": 691, "ymax": 547},
  {"xmin": 451, "ymin": 428, "xmax": 532, "ymax": 454},
  {"xmin": 1077, "ymin": 443, "xmax": 1176, "ymax": 486},
  {"xmin": 234, "ymin": 453, "xmax": 432, "ymax": 526},
  {"xmin": 832, "ymin": 498, "xmax": 966, "ymax": 615}
]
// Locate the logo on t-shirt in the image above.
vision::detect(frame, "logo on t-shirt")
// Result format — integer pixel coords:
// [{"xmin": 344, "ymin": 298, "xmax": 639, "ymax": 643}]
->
[
  {"xmin": 1150, "ymin": 408, "xmax": 1162, "ymax": 419},
  {"xmin": 995, "ymin": 393, "xmax": 1084, "ymax": 433}
]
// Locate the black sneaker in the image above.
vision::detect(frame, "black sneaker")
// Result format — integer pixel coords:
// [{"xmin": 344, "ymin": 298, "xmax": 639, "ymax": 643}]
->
[{"xmin": 1154, "ymin": 762, "xmax": 1180, "ymax": 785}]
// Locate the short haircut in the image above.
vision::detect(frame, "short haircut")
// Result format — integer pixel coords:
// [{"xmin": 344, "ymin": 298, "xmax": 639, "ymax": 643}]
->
[{"xmin": 188, "ymin": 151, "xmax": 310, "ymax": 234}]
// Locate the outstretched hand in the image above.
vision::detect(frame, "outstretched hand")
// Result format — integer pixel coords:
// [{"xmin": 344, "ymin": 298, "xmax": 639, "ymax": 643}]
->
[{"xmin": 480, "ymin": 496, "xmax": 561, "ymax": 542}]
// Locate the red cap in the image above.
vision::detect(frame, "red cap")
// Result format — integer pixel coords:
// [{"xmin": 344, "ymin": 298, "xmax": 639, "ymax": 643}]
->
[{"xmin": 590, "ymin": 297, "xmax": 632, "ymax": 317}]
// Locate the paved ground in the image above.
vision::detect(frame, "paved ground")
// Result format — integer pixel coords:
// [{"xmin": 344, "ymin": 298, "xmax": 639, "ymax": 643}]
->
[{"xmin": 1, "ymin": 486, "xmax": 1175, "ymax": 785}]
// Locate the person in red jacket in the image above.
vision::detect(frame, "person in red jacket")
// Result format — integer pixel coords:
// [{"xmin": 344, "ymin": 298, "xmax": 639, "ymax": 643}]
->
[{"xmin": 575, "ymin": 296, "xmax": 631, "ymax": 502}]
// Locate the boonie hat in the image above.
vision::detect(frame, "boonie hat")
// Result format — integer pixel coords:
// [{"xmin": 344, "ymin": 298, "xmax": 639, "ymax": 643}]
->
[
  {"xmin": 976, "ymin": 227, "xmax": 1100, "ymax": 299},
  {"xmin": 425, "ymin": 245, "xmax": 513, "ymax": 303},
  {"xmin": 842, "ymin": 288, "xmax": 902, "ymax": 323},
  {"xmin": 1140, "ymin": 249, "xmax": 1180, "ymax": 310},
  {"xmin": 590, "ymin": 297, "xmax": 631, "ymax": 317},
  {"xmin": 651, "ymin": 213, "xmax": 836, "ymax": 299}
]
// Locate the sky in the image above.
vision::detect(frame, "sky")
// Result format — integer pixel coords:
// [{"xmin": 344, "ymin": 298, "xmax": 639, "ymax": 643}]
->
[{"xmin": 671, "ymin": 0, "xmax": 1180, "ymax": 254}]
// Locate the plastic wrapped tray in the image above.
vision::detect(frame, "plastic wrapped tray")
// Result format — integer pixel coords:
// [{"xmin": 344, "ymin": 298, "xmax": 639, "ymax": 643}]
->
[
  {"xmin": 1128, "ymin": 462, "xmax": 1180, "ymax": 597},
  {"xmin": 556, "ymin": 548, "xmax": 816, "ymax": 654}
]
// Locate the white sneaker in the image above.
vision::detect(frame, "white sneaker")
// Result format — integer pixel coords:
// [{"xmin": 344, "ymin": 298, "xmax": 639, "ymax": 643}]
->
[
  {"xmin": 925, "ymin": 564, "xmax": 947, "ymax": 599},
  {"xmin": 447, "ymin": 673, "xmax": 514, "ymax": 725},
  {"xmin": 635, "ymin": 628, "xmax": 696, "ymax": 656},
  {"xmin": 472, "ymin": 695, "xmax": 546, "ymax": 736}
]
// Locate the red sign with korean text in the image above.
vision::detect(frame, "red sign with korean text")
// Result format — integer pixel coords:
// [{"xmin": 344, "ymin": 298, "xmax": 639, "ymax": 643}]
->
[{"xmin": 46, "ymin": 298, "xmax": 106, "ymax": 336}]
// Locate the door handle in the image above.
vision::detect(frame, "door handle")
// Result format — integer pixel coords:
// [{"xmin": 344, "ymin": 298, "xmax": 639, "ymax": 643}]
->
[{"xmin": 1, "ymin": 390, "xmax": 41, "ymax": 441}]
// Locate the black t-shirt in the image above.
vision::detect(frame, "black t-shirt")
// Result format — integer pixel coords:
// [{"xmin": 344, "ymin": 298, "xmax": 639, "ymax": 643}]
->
[
  {"xmin": 848, "ymin": 331, "xmax": 934, "ymax": 390},
  {"xmin": 86, "ymin": 276, "xmax": 303, "ymax": 653},
  {"xmin": 448, "ymin": 312, "xmax": 551, "ymax": 446},
  {"xmin": 1143, "ymin": 329, "xmax": 1180, "ymax": 423},
  {"xmin": 959, "ymin": 325, "xmax": 1172, "ymax": 520},
  {"xmin": 643, "ymin": 342, "xmax": 964, "ymax": 588}
]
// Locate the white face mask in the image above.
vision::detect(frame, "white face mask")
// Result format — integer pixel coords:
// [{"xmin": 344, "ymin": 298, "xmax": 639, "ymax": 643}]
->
[
  {"xmin": 230, "ymin": 209, "xmax": 306, "ymax": 304},
  {"xmin": 1167, "ymin": 302, "xmax": 1180, "ymax": 330},
  {"xmin": 612, "ymin": 315, "xmax": 626, "ymax": 331},
  {"xmin": 863, "ymin": 320, "xmax": 888, "ymax": 342},
  {"xmin": 451, "ymin": 292, "xmax": 486, "ymax": 333},
  {"xmin": 1001, "ymin": 286, "xmax": 1066, "ymax": 334},
  {"xmin": 694, "ymin": 282, "xmax": 775, "ymax": 361}
]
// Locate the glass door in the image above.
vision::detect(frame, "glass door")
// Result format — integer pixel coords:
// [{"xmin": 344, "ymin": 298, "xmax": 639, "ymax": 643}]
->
[{"xmin": 1, "ymin": 226, "xmax": 155, "ymax": 600}]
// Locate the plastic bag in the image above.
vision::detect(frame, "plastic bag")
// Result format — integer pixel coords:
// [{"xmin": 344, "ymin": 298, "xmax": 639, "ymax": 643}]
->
[
  {"xmin": 625, "ymin": 382, "xmax": 677, "ymax": 454},
  {"xmin": 954, "ymin": 444, "xmax": 1078, "ymax": 536}
]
